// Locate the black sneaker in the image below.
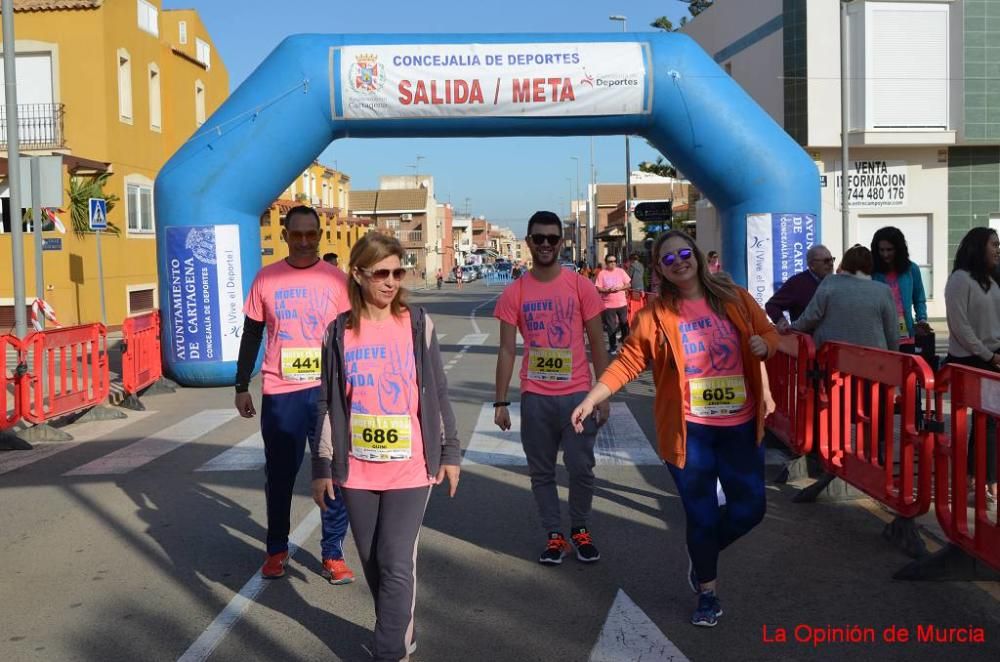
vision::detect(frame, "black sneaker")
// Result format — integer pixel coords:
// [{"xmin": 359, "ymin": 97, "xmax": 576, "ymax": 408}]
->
[
  {"xmin": 570, "ymin": 526, "xmax": 601, "ymax": 562},
  {"xmin": 539, "ymin": 532, "xmax": 570, "ymax": 565},
  {"xmin": 691, "ymin": 590, "xmax": 723, "ymax": 628}
]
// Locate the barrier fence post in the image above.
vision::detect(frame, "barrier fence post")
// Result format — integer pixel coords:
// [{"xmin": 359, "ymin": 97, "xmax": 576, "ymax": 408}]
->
[
  {"xmin": 120, "ymin": 311, "xmax": 170, "ymax": 410},
  {"xmin": 765, "ymin": 331, "xmax": 819, "ymax": 483},
  {"xmin": 0, "ymin": 334, "xmax": 31, "ymax": 449}
]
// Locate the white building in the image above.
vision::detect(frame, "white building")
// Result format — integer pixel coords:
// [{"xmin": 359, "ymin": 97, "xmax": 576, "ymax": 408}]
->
[{"xmin": 684, "ymin": 0, "xmax": 999, "ymax": 318}]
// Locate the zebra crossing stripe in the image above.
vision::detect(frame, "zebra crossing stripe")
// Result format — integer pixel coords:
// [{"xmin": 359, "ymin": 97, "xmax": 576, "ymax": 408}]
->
[
  {"xmin": 65, "ymin": 409, "xmax": 237, "ymax": 476},
  {"xmin": 461, "ymin": 402, "xmax": 661, "ymax": 466},
  {"xmin": 195, "ymin": 432, "xmax": 264, "ymax": 472},
  {"xmin": 0, "ymin": 443, "xmax": 81, "ymax": 476}
]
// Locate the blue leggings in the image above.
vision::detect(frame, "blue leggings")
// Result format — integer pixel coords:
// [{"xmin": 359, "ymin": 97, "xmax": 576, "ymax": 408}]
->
[
  {"xmin": 261, "ymin": 387, "xmax": 350, "ymax": 559},
  {"xmin": 667, "ymin": 419, "xmax": 765, "ymax": 585}
]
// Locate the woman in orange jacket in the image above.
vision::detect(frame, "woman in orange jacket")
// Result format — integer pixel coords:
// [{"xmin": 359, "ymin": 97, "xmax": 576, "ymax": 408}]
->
[{"xmin": 571, "ymin": 230, "xmax": 779, "ymax": 628}]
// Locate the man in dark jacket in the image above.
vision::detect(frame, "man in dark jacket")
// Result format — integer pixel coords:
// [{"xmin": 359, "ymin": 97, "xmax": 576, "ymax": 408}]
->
[{"xmin": 765, "ymin": 244, "xmax": 835, "ymax": 327}]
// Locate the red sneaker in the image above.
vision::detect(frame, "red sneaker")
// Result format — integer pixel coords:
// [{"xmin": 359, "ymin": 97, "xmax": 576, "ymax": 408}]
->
[
  {"xmin": 261, "ymin": 551, "xmax": 289, "ymax": 579},
  {"xmin": 322, "ymin": 558, "xmax": 355, "ymax": 585}
]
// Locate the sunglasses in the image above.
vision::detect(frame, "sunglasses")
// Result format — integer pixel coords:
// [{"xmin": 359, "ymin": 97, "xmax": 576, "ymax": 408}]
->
[
  {"xmin": 529, "ymin": 233, "xmax": 561, "ymax": 246},
  {"xmin": 660, "ymin": 248, "xmax": 694, "ymax": 266},
  {"xmin": 286, "ymin": 230, "xmax": 321, "ymax": 242},
  {"xmin": 361, "ymin": 267, "xmax": 407, "ymax": 282}
]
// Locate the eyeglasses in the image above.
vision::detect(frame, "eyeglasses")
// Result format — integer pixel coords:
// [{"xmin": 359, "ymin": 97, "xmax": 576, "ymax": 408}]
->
[
  {"xmin": 660, "ymin": 248, "xmax": 693, "ymax": 266},
  {"xmin": 286, "ymin": 230, "xmax": 320, "ymax": 242},
  {"xmin": 529, "ymin": 233, "xmax": 561, "ymax": 246},
  {"xmin": 812, "ymin": 257, "xmax": 835, "ymax": 264},
  {"xmin": 361, "ymin": 267, "xmax": 407, "ymax": 282}
]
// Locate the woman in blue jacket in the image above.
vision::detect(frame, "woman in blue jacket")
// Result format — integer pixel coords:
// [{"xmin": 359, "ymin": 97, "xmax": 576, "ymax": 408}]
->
[{"xmin": 871, "ymin": 227, "xmax": 932, "ymax": 346}]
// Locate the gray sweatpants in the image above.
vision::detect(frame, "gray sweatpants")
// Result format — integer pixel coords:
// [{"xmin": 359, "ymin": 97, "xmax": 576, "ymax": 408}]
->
[
  {"xmin": 520, "ymin": 391, "xmax": 599, "ymax": 532},
  {"xmin": 341, "ymin": 485, "xmax": 432, "ymax": 662}
]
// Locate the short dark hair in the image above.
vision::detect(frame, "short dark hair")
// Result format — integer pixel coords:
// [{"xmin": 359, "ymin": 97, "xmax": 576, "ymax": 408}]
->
[
  {"xmin": 707, "ymin": 251, "xmax": 719, "ymax": 259},
  {"xmin": 840, "ymin": 245, "xmax": 874, "ymax": 275},
  {"xmin": 526, "ymin": 210, "xmax": 563, "ymax": 236},
  {"xmin": 285, "ymin": 205, "xmax": 321, "ymax": 228},
  {"xmin": 322, "ymin": 252, "xmax": 338, "ymax": 263},
  {"xmin": 870, "ymin": 226, "xmax": 910, "ymax": 274},
  {"xmin": 605, "ymin": 254, "xmax": 617, "ymax": 262}
]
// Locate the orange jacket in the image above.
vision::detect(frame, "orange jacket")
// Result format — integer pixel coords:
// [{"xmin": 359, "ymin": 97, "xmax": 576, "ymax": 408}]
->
[{"xmin": 599, "ymin": 288, "xmax": 779, "ymax": 468}]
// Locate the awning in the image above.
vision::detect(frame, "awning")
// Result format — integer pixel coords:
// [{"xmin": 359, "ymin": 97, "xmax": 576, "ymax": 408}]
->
[{"xmin": 594, "ymin": 225, "xmax": 625, "ymax": 241}]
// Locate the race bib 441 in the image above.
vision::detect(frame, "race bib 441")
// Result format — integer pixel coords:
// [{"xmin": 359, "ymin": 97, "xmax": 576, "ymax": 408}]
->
[{"xmin": 281, "ymin": 348, "xmax": 321, "ymax": 381}]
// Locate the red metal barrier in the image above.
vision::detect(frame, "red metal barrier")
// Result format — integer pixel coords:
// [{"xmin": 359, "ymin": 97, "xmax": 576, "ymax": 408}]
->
[
  {"xmin": 626, "ymin": 291, "xmax": 648, "ymax": 325},
  {"xmin": 19, "ymin": 324, "xmax": 110, "ymax": 424},
  {"xmin": 1, "ymin": 334, "xmax": 23, "ymax": 428},
  {"xmin": 121, "ymin": 311, "xmax": 162, "ymax": 396},
  {"xmin": 765, "ymin": 331, "xmax": 817, "ymax": 454},
  {"xmin": 931, "ymin": 365, "xmax": 1000, "ymax": 572},
  {"xmin": 816, "ymin": 342, "xmax": 934, "ymax": 518}
]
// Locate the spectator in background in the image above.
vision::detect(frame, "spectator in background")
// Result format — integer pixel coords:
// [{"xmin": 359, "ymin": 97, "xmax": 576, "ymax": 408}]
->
[
  {"xmin": 594, "ymin": 254, "xmax": 632, "ymax": 354},
  {"xmin": 870, "ymin": 227, "xmax": 932, "ymax": 349},
  {"xmin": 789, "ymin": 245, "xmax": 898, "ymax": 351},
  {"xmin": 628, "ymin": 252, "xmax": 646, "ymax": 292},
  {"xmin": 945, "ymin": 227, "xmax": 1000, "ymax": 512},
  {"xmin": 323, "ymin": 252, "xmax": 339, "ymax": 268},
  {"xmin": 707, "ymin": 251, "xmax": 722, "ymax": 275},
  {"xmin": 765, "ymin": 245, "xmax": 835, "ymax": 328}
]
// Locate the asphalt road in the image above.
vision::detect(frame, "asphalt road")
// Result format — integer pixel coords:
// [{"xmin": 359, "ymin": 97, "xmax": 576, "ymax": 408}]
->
[{"xmin": 0, "ymin": 280, "xmax": 997, "ymax": 662}]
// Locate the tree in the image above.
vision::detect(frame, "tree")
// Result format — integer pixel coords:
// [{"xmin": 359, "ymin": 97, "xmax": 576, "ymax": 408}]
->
[
  {"xmin": 638, "ymin": 157, "xmax": 678, "ymax": 179},
  {"xmin": 650, "ymin": 15, "xmax": 688, "ymax": 31},
  {"xmin": 682, "ymin": 0, "xmax": 714, "ymax": 17},
  {"xmin": 68, "ymin": 173, "xmax": 120, "ymax": 236}
]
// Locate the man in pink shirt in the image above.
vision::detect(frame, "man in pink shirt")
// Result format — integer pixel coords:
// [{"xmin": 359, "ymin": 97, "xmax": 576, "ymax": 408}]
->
[
  {"xmin": 234, "ymin": 205, "xmax": 354, "ymax": 584},
  {"xmin": 494, "ymin": 211, "xmax": 611, "ymax": 565},
  {"xmin": 594, "ymin": 254, "xmax": 632, "ymax": 354}
]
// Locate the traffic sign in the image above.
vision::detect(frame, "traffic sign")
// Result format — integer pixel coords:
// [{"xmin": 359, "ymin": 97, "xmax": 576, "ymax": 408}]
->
[
  {"xmin": 88, "ymin": 198, "xmax": 108, "ymax": 230},
  {"xmin": 633, "ymin": 200, "xmax": 672, "ymax": 223}
]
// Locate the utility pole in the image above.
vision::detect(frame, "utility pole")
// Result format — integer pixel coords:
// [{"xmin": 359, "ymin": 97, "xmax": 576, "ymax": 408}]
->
[
  {"xmin": 3, "ymin": 0, "xmax": 28, "ymax": 337},
  {"xmin": 840, "ymin": 1, "xmax": 855, "ymax": 255},
  {"xmin": 571, "ymin": 155, "xmax": 581, "ymax": 264},
  {"xmin": 589, "ymin": 137, "xmax": 597, "ymax": 265}
]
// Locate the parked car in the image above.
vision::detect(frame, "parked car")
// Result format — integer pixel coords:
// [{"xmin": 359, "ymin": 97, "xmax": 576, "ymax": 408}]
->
[{"xmin": 461, "ymin": 265, "xmax": 477, "ymax": 282}]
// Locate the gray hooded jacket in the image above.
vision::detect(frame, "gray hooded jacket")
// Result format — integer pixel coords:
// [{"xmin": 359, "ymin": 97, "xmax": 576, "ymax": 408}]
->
[{"xmin": 310, "ymin": 307, "xmax": 460, "ymax": 483}]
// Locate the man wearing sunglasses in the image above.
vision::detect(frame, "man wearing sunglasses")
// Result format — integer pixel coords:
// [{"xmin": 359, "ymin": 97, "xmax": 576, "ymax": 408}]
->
[
  {"xmin": 764, "ymin": 244, "xmax": 835, "ymax": 329},
  {"xmin": 234, "ymin": 205, "xmax": 354, "ymax": 585},
  {"xmin": 493, "ymin": 211, "xmax": 611, "ymax": 565},
  {"xmin": 594, "ymin": 254, "xmax": 633, "ymax": 355}
]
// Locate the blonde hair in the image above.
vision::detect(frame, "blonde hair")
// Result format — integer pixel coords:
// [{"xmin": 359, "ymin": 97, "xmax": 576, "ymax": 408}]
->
[
  {"xmin": 652, "ymin": 230, "xmax": 738, "ymax": 316},
  {"xmin": 346, "ymin": 233, "xmax": 408, "ymax": 329}
]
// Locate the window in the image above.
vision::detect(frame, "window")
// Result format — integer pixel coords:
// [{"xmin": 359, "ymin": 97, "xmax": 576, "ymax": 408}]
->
[
  {"xmin": 126, "ymin": 182, "xmax": 154, "ymax": 233},
  {"xmin": 196, "ymin": 38, "xmax": 211, "ymax": 69},
  {"xmin": 178, "ymin": 20, "xmax": 188, "ymax": 45},
  {"xmin": 127, "ymin": 286, "xmax": 156, "ymax": 315},
  {"xmin": 118, "ymin": 49, "xmax": 133, "ymax": 122},
  {"xmin": 137, "ymin": 0, "xmax": 158, "ymax": 36},
  {"xmin": 148, "ymin": 64, "xmax": 161, "ymax": 131},
  {"xmin": 194, "ymin": 79, "xmax": 206, "ymax": 126},
  {"xmin": 850, "ymin": 2, "xmax": 950, "ymax": 130}
]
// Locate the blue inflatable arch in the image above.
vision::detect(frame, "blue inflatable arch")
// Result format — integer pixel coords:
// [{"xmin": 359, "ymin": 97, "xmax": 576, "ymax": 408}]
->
[{"xmin": 156, "ymin": 32, "xmax": 819, "ymax": 386}]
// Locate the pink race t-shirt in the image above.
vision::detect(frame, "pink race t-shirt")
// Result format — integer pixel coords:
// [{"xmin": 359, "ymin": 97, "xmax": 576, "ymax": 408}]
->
[
  {"xmin": 494, "ymin": 270, "xmax": 604, "ymax": 397},
  {"xmin": 678, "ymin": 298, "xmax": 755, "ymax": 427},
  {"xmin": 342, "ymin": 312, "xmax": 432, "ymax": 491},
  {"xmin": 885, "ymin": 272, "xmax": 912, "ymax": 344},
  {"xmin": 243, "ymin": 259, "xmax": 349, "ymax": 395},
  {"xmin": 594, "ymin": 267, "xmax": 631, "ymax": 309}
]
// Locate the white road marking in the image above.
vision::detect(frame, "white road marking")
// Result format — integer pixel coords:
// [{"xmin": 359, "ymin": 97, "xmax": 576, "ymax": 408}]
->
[
  {"xmin": 0, "ymin": 442, "xmax": 81, "ymax": 475},
  {"xmin": 195, "ymin": 432, "xmax": 264, "ymax": 472},
  {"xmin": 177, "ymin": 508, "xmax": 321, "ymax": 662},
  {"xmin": 462, "ymin": 402, "xmax": 660, "ymax": 466},
  {"xmin": 457, "ymin": 333, "xmax": 489, "ymax": 346},
  {"xmin": 589, "ymin": 589, "xmax": 690, "ymax": 662},
  {"xmin": 469, "ymin": 294, "xmax": 500, "ymax": 335},
  {"xmin": 65, "ymin": 409, "xmax": 237, "ymax": 476}
]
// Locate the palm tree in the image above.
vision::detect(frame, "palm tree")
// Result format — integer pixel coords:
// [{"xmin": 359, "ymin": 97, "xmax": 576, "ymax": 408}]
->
[{"xmin": 68, "ymin": 173, "xmax": 120, "ymax": 236}]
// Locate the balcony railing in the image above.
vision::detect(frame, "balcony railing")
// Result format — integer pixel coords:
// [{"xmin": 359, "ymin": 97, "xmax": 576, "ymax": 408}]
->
[
  {"xmin": 0, "ymin": 103, "xmax": 66, "ymax": 150},
  {"xmin": 398, "ymin": 230, "xmax": 423, "ymax": 244}
]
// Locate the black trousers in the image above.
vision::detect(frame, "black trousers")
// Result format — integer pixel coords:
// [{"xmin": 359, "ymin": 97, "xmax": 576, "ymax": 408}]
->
[
  {"xmin": 602, "ymin": 306, "xmax": 628, "ymax": 350},
  {"xmin": 944, "ymin": 354, "xmax": 998, "ymax": 484}
]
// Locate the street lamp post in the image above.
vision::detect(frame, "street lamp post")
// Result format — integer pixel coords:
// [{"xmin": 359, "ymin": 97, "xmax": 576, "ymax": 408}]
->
[
  {"xmin": 610, "ymin": 14, "xmax": 631, "ymax": 257},
  {"xmin": 571, "ymin": 155, "xmax": 581, "ymax": 263},
  {"xmin": 840, "ymin": 1, "xmax": 855, "ymax": 255},
  {"xmin": 566, "ymin": 177, "xmax": 575, "ymax": 261}
]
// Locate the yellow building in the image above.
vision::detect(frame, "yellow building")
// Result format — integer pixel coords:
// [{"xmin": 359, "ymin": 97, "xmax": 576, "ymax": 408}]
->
[
  {"xmin": 0, "ymin": 0, "xmax": 227, "ymax": 330},
  {"xmin": 260, "ymin": 161, "xmax": 372, "ymax": 269}
]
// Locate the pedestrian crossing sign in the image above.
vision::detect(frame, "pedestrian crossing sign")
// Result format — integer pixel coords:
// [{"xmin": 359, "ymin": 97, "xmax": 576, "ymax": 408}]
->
[{"xmin": 88, "ymin": 197, "xmax": 108, "ymax": 230}]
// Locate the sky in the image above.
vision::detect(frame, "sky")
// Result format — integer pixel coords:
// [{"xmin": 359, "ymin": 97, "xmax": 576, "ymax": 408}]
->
[{"xmin": 162, "ymin": 0, "xmax": 690, "ymax": 236}]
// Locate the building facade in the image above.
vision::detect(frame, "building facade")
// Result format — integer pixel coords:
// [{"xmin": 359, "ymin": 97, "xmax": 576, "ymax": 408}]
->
[
  {"xmin": 684, "ymin": 0, "xmax": 997, "ymax": 318},
  {"xmin": 0, "ymin": 0, "xmax": 227, "ymax": 328}
]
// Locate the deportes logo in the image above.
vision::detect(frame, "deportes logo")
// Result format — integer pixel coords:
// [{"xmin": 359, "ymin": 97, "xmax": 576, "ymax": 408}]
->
[
  {"xmin": 350, "ymin": 53, "xmax": 386, "ymax": 94},
  {"xmin": 579, "ymin": 67, "xmax": 594, "ymax": 88}
]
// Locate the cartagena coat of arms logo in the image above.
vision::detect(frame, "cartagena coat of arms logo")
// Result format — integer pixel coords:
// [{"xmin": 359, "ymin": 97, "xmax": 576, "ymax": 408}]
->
[{"xmin": 350, "ymin": 53, "xmax": 386, "ymax": 94}]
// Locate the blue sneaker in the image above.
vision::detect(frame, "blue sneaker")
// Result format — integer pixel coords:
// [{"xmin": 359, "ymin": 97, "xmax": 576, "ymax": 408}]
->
[
  {"xmin": 686, "ymin": 554, "xmax": 699, "ymax": 594},
  {"xmin": 691, "ymin": 590, "xmax": 723, "ymax": 627}
]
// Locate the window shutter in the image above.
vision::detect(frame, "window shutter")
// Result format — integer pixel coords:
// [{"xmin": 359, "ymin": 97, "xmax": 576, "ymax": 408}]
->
[
  {"xmin": 868, "ymin": 4, "xmax": 948, "ymax": 129},
  {"xmin": 129, "ymin": 289, "xmax": 155, "ymax": 314}
]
